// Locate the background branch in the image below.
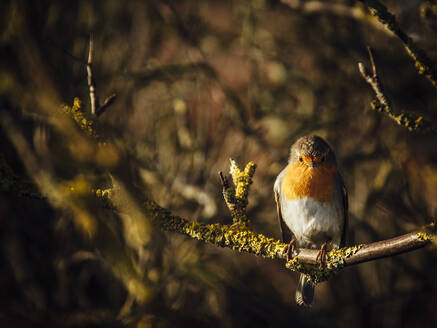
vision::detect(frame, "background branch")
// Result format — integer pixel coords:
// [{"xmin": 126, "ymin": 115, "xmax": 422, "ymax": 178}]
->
[
  {"xmin": 358, "ymin": 47, "xmax": 436, "ymax": 132},
  {"xmin": 358, "ymin": 0, "xmax": 437, "ymax": 89},
  {"xmin": 87, "ymin": 33, "xmax": 117, "ymax": 116}
]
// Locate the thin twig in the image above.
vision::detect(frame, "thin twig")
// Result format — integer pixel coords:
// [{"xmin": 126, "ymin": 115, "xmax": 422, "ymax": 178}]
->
[
  {"xmin": 367, "ymin": 46, "xmax": 377, "ymax": 77},
  {"xmin": 218, "ymin": 171, "xmax": 229, "ymax": 189},
  {"xmin": 358, "ymin": 47, "xmax": 391, "ymax": 109},
  {"xmin": 86, "ymin": 33, "xmax": 117, "ymax": 116},
  {"xmin": 98, "ymin": 93, "xmax": 117, "ymax": 116},
  {"xmin": 87, "ymin": 33, "xmax": 98, "ymax": 116}
]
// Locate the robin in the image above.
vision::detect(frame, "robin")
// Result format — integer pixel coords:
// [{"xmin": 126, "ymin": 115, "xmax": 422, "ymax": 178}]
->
[{"xmin": 274, "ymin": 135, "xmax": 348, "ymax": 306}]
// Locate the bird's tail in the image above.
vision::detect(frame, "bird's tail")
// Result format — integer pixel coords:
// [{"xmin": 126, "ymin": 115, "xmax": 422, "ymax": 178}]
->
[{"xmin": 296, "ymin": 274, "xmax": 314, "ymax": 306}]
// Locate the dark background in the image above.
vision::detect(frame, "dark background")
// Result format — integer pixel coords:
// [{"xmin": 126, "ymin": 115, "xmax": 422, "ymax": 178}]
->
[{"xmin": 1, "ymin": 0, "xmax": 437, "ymax": 327}]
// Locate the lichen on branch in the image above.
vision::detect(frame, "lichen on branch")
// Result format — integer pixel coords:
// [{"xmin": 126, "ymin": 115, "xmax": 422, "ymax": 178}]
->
[
  {"xmin": 62, "ymin": 97, "xmax": 98, "ymax": 137},
  {"xmin": 148, "ymin": 198, "xmax": 285, "ymax": 258},
  {"xmin": 144, "ymin": 160, "xmax": 435, "ymax": 284},
  {"xmin": 220, "ymin": 159, "xmax": 256, "ymax": 225},
  {"xmin": 358, "ymin": 47, "xmax": 436, "ymax": 132},
  {"xmin": 358, "ymin": 0, "xmax": 437, "ymax": 89}
]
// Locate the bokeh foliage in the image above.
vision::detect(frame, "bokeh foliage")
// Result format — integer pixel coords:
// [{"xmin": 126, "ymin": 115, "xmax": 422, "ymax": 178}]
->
[{"xmin": 1, "ymin": 0, "xmax": 437, "ymax": 327}]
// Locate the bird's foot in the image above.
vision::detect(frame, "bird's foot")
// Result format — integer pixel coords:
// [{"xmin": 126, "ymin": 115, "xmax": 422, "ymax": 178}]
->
[
  {"xmin": 283, "ymin": 237, "xmax": 297, "ymax": 261},
  {"xmin": 316, "ymin": 242, "xmax": 328, "ymax": 267}
]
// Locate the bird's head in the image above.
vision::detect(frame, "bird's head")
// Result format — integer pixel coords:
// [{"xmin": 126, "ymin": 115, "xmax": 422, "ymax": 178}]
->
[{"xmin": 289, "ymin": 136, "xmax": 337, "ymax": 169}]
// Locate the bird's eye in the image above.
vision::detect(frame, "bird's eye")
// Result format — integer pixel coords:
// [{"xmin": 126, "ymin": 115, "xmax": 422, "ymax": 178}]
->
[{"xmin": 299, "ymin": 156, "xmax": 303, "ymax": 162}]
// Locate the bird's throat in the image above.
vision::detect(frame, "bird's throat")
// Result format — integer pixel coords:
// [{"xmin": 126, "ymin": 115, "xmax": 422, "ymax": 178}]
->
[{"xmin": 282, "ymin": 162, "xmax": 336, "ymax": 202}]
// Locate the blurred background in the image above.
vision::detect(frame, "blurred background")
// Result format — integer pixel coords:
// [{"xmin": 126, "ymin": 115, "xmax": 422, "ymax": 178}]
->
[{"xmin": 1, "ymin": 0, "xmax": 437, "ymax": 327}]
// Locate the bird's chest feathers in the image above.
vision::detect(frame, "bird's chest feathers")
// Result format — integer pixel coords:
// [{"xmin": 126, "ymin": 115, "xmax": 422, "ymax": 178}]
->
[{"xmin": 282, "ymin": 163, "xmax": 336, "ymax": 202}]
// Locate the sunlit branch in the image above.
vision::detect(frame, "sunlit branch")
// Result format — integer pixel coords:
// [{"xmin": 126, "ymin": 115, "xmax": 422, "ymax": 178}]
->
[
  {"xmin": 358, "ymin": 0, "xmax": 437, "ymax": 89},
  {"xmin": 358, "ymin": 47, "xmax": 436, "ymax": 132},
  {"xmin": 146, "ymin": 160, "xmax": 435, "ymax": 283},
  {"xmin": 87, "ymin": 33, "xmax": 117, "ymax": 116}
]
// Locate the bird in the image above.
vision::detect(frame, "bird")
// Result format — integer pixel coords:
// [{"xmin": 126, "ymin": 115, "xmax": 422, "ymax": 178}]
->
[{"xmin": 274, "ymin": 135, "xmax": 348, "ymax": 306}]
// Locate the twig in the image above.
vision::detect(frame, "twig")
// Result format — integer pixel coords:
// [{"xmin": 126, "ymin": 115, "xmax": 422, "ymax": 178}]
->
[
  {"xmin": 358, "ymin": 47, "xmax": 391, "ymax": 109},
  {"xmin": 219, "ymin": 160, "xmax": 256, "ymax": 225},
  {"xmin": 87, "ymin": 33, "xmax": 98, "ymax": 116},
  {"xmin": 358, "ymin": 0, "xmax": 437, "ymax": 89},
  {"xmin": 358, "ymin": 47, "xmax": 435, "ymax": 132},
  {"xmin": 87, "ymin": 33, "xmax": 117, "ymax": 116},
  {"xmin": 97, "ymin": 93, "xmax": 117, "ymax": 116},
  {"xmin": 218, "ymin": 171, "xmax": 229, "ymax": 189}
]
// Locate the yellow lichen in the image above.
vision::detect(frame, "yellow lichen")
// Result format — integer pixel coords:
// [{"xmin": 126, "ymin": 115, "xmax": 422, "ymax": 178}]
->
[
  {"xmin": 224, "ymin": 160, "xmax": 256, "ymax": 224},
  {"xmin": 417, "ymin": 232, "xmax": 433, "ymax": 242},
  {"xmin": 285, "ymin": 245, "xmax": 363, "ymax": 283},
  {"xmin": 62, "ymin": 97, "xmax": 98, "ymax": 137},
  {"xmin": 231, "ymin": 160, "xmax": 256, "ymax": 201},
  {"xmin": 94, "ymin": 188, "xmax": 113, "ymax": 200}
]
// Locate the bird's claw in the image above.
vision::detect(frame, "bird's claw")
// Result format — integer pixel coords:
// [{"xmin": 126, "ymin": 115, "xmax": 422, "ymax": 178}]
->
[
  {"xmin": 283, "ymin": 237, "xmax": 297, "ymax": 261},
  {"xmin": 316, "ymin": 242, "xmax": 328, "ymax": 267}
]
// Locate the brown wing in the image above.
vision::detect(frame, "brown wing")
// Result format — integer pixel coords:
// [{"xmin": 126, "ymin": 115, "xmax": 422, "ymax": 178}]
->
[
  {"xmin": 275, "ymin": 189, "xmax": 293, "ymax": 243},
  {"xmin": 338, "ymin": 173, "xmax": 348, "ymax": 248}
]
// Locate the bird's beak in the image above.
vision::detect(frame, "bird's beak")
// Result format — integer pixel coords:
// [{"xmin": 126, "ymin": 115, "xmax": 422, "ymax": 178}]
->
[{"xmin": 307, "ymin": 161, "xmax": 317, "ymax": 168}]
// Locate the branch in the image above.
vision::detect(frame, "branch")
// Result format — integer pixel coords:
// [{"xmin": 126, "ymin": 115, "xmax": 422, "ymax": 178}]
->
[
  {"xmin": 358, "ymin": 0, "xmax": 437, "ymax": 89},
  {"xmin": 147, "ymin": 197, "xmax": 434, "ymax": 283},
  {"xmin": 358, "ymin": 47, "xmax": 436, "ymax": 132},
  {"xmin": 279, "ymin": 0, "xmax": 391, "ymax": 36},
  {"xmin": 358, "ymin": 47, "xmax": 391, "ymax": 110},
  {"xmin": 144, "ymin": 160, "xmax": 435, "ymax": 284},
  {"xmin": 87, "ymin": 33, "xmax": 117, "ymax": 116}
]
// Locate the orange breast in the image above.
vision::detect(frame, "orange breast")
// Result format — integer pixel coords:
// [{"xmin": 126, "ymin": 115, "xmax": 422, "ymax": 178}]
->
[{"xmin": 282, "ymin": 162, "xmax": 337, "ymax": 202}]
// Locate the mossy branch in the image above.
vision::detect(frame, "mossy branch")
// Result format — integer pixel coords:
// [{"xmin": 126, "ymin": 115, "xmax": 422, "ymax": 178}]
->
[
  {"xmin": 358, "ymin": 47, "xmax": 436, "ymax": 132},
  {"xmin": 358, "ymin": 0, "xmax": 437, "ymax": 89},
  {"xmin": 146, "ymin": 160, "xmax": 435, "ymax": 284},
  {"xmin": 147, "ymin": 196, "xmax": 434, "ymax": 283},
  {"xmin": 62, "ymin": 98, "xmax": 99, "ymax": 137},
  {"xmin": 219, "ymin": 159, "xmax": 256, "ymax": 225}
]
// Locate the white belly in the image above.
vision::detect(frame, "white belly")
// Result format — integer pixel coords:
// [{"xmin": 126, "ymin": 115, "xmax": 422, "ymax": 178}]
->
[{"xmin": 281, "ymin": 196, "xmax": 343, "ymax": 249}]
